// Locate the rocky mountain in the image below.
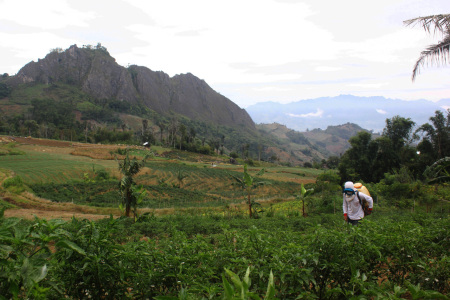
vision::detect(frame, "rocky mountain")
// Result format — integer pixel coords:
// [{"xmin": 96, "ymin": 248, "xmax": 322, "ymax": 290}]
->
[
  {"xmin": 6, "ymin": 44, "xmax": 255, "ymax": 130},
  {"xmin": 247, "ymin": 95, "xmax": 450, "ymax": 133},
  {"xmin": 0, "ymin": 45, "xmax": 381, "ymax": 165}
]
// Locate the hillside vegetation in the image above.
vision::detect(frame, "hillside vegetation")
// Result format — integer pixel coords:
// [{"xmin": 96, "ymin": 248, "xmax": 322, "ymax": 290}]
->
[
  {"xmin": 0, "ymin": 136, "xmax": 316, "ymax": 217},
  {"xmin": 0, "ymin": 44, "xmax": 373, "ymax": 165}
]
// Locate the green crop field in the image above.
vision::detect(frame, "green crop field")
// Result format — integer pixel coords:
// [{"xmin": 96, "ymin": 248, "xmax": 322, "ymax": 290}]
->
[
  {"xmin": 0, "ymin": 139, "xmax": 311, "ymax": 211},
  {"xmin": 0, "ymin": 146, "xmax": 116, "ymax": 184}
]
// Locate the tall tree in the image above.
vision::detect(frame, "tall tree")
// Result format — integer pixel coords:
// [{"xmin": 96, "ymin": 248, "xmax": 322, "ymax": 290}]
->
[
  {"xmin": 0, "ymin": 82, "xmax": 11, "ymax": 98},
  {"xmin": 404, "ymin": 14, "xmax": 450, "ymax": 81},
  {"xmin": 338, "ymin": 131, "xmax": 376, "ymax": 183},
  {"xmin": 179, "ymin": 124, "xmax": 186, "ymax": 150},
  {"xmin": 24, "ymin": 120, "xmax": 39, "ymax": 137},
  {"xmin": 168, "ymin": 117, "xmax": 179, "ymax": 148},
  {"xmin": 142, "ymin": 119, "xmax": 148, "ymax": 136},
  {"xmin": 189, "ymin": 127, "xmax": 196, "ymax": 144},
  {"xmin": 370, "ymin": 136, "xmax": 398, "ymax": 182},
  {"xmin": 416, "ymin": 110, "xmax": 450, "ymax": 159},
  {"xmin": 156, "ymin": 119, "xmax": 166, "ymax": 144},
  {"xmin": 382, "ymin": 116, "xmax": 415, "ymax": 152}
]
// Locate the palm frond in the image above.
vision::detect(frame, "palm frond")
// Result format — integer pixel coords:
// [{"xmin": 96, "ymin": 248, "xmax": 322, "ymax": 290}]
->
[
  {"xmin": 423, "ymin": 157, "xmax": 450, "ymax": 183},
  {"xmin": 404, "ymin": 14, "xmax": 450, "ymax": 34},
  {"xmin": 411, "ymin": 35, "xmax": 450, "ymax": 81}
]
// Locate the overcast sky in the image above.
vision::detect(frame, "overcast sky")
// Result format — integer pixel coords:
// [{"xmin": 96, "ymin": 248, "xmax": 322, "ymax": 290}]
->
[{"xmin": 0, "ymin": 0, "xmax": 449, "ymax": 108}]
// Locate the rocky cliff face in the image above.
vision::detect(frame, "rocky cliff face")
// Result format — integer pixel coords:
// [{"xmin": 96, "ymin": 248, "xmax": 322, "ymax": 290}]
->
[{"xmin": 9, "ymin": 45, "xmax": 255, "ymax": 129}]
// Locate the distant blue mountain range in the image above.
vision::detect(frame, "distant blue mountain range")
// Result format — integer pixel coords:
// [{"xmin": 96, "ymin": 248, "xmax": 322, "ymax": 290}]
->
[{"xmin": 246, "ymin": 95, "xmax": 450, "ymax": 133}]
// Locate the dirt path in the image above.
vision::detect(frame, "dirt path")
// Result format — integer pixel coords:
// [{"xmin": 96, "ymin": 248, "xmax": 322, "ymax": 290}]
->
[
  {"xmin": 4, "ymin": 208, "xmax": 114, "ymax": 221},
  {"xmin": 1, "ymin": 181, "xmax": 121, "ymax": 220}
]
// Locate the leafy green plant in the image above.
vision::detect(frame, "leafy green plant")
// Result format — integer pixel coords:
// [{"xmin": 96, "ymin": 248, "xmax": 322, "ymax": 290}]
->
[
  {"xmin": 0, "ymin": 210, "xmax": 67, "ymax": 299},
  {"xmin": 222, "ymin": 267, "xmax": 276, "ymax": 300},
  {"xmin": 423, "ymin": 157, "xmax": 450, "ymax": 184},
  {"xmin": 229, "ymin": 164, "xmax": 266, "ymax": 218},
  {"xmin": 176, "ymin": 169, "xmax": 189, "ymax": 188},
  {"xmin": 2, "ymin": 175, "xmax": 25, "ymax": 192},
  {"xmin": 117, "ymin": 149, "xmax": 151, "ymax": 217},
  {"xmin": 404, "ymin": 282, "xmax": 448, "ymax": 300},
  {"xmin": 297, "ymin": 183, "xmax": 314, "ymax": 217}
]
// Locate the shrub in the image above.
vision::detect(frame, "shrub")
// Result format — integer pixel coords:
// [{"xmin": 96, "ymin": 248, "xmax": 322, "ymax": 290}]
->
[
  {"xmin": 3, "ymin": 175, "xmax": 24, "ymax": 189},
  {"xmin": 229, "ymin": 151, "xmax": 239, "ymax": 159},
  {"xmin": 94, "ymin": 169, "xmax": 110, "ymax": 181}
]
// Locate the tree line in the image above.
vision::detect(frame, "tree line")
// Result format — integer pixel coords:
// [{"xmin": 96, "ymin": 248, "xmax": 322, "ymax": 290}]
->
[
  {"xmin": 337, "ymin": 110, "xmax": 449, "ymax": 184},
  {"xmin": 0, "ymin": 93, "xmax": 275, "ymax": 161}
]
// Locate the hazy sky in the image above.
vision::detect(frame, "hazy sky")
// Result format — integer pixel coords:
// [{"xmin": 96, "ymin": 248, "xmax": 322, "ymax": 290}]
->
[{"xmin": 0, "ymin": 0, "xmax": 449, "ymax": 108}]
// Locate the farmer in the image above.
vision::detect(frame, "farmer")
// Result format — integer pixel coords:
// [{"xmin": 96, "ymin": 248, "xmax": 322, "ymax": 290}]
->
[{"xmin": 342, "ymin": 181, "xmax": 373, "ymax": 226}]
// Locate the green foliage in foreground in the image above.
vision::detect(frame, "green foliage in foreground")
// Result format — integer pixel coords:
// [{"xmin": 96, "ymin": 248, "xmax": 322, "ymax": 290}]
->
[{"xmin": 0, "ymin": 209, "xmax": 448, "ymax": 299}]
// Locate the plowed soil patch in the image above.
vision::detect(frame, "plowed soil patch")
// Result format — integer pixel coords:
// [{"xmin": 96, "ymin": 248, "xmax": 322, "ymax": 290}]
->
[
  {"xmin": 12, "ymin": 137, "xmax": 72, "ymax": 147},
  {"xmin": 4, "ymin": 208, "xmax": 112, "ymax": 221}
]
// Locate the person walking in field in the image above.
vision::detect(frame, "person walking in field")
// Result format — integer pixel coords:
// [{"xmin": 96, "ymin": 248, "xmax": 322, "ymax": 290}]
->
[{"xmin": 343, "ymin": 181, "xmax": 373, "ymax": 226}]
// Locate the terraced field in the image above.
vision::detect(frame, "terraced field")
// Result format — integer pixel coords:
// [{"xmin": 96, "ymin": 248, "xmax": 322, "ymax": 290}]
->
[{"xmin": 0, "ymin": 136, "xmax": 315, "ymax": 218}]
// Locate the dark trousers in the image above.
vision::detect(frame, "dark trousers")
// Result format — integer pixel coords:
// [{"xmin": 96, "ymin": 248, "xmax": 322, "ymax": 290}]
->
[{"xmin": 347, "ymin": 218, "xmax": 360, "ymax": 226}]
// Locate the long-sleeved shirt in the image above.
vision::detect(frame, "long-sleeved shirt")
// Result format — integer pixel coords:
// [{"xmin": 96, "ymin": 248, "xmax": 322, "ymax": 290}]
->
[{"xmin": 343, "ymin": 192, "xmax": 373, "ymax": 220}]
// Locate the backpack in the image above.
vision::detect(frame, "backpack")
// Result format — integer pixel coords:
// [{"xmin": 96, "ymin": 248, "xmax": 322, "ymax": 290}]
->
[{"xmin": 354, "ymin": 183, "xmax": 372, "ymax": 216}]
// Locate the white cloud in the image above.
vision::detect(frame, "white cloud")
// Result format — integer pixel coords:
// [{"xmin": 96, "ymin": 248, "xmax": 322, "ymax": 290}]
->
[
  {"xmin": 348, "ymin": 82, "xmax": 389, "ymax": 89},
  {"xmin": 376, "ymin": 109, "xmax": 388, "ymax": 114},
  {"xmin": 253, "ymin": 86, "xmax": 293, "ymax": 92},
  {"xmin": 1, "ymin": 0, "xmax": 450, "ymax": 108},
  {"xmin": 287, "ymin": 109, "xmax": 324, "ymax": 118},
  {"xmin": 0, "ymin": 32, "xmax": 79, "ymax": 74},
  {"xmin": 0, "ymin": 0, "xmax": 96, "ymax": 29},
  {"xmin": 315, "ymin": 66, "xmax": 342, "ymax": 72}
]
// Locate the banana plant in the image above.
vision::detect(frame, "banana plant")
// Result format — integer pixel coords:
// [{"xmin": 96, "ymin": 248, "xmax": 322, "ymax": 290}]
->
[
  {"xmin": 423, "ymin": 157, "xmax": 450, "ymax": 184},
  {"xmin": 229, "ymin": 164, "xmax": 265, "ymax": 218},
  {"xmin": 297, "ymin": 183, "xmax": 314, "ymax": 217},
  {"xmin": 176, "ymin": 170, "xmax": 189, "ymax": 188},
  {"xmin": 117, "ymin": 149, "xmax": 151, "ymax": 217}
]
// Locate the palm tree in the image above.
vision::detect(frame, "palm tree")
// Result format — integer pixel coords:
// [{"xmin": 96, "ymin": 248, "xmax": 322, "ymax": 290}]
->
[{"xmin": 404, "ymin": 14, "xmax": 450, "ymax": 81}]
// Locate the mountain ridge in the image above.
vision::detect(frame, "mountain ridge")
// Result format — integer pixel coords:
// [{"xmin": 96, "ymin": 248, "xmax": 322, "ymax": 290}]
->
[
  {"xmin": 6, "ymin": 44, "xmax": 255, "ymax": 130},
  {"xmin": 0, "ymin": 44, "xmax": 412, "ymax": 165},
  {"xmin": 246, "ymin": 94, "xmax": 449, "ymax": 133}
]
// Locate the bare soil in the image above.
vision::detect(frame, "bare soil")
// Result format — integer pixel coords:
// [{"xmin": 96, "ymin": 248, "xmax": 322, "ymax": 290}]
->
[
  {"xmin": 4, "ymin": 208, "xmax": 113, "ymax": 221},
  {"xmin": 1, "ymin": 191, "xmax": 120, "ymax": 221},
  {"xmin": 9, "ymin": 136, "xmax": 72, "ymax": 147}
]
